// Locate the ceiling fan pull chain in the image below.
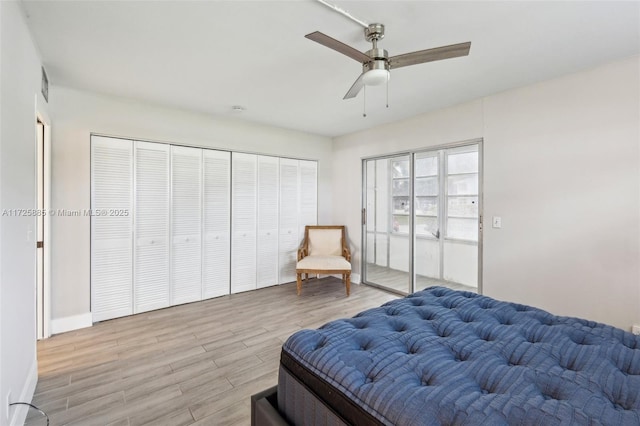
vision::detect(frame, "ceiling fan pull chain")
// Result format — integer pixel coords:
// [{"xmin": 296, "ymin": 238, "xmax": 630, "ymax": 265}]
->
[
  {"xmin": 386, "ymin": 77, "xmax": 389, "ymax": 108},
  {"xmin": 363, "ymin": 85, "xmax": 367, "ymax": 117}
]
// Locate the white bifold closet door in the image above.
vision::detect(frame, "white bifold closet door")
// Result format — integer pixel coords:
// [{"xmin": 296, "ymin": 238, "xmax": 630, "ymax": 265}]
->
[
  {"xmin": 202, "ymin": 150, "xmax": 231, "ymax": 299},
  {"xmin": 278, "ymin": 158, "xmax": 300, "ymax": 284},
  {"xmin": 170, "ymin": 146, "xmax": 202, "ymax": 305},
  {"xmin": 231, "ymin": 152, "xmax": 257, "ymax": 293},
  {"xmin": 134, "ymin": 141, "xmax": 171, "ymax": 313},
  {"xmin": 298, "ymin": 160, "xmax": 318, "ymax": 236},
  {"xmin": 90, "ymin": 136, "xmax": 133, "ymax": 322},
  {"xmin": 257, "ymin": 155, "xmax": 279, "ymax": 288}
]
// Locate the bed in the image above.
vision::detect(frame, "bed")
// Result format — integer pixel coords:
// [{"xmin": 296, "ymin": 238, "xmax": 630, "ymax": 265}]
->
[{"xmin": 252, "ymin": 286, "xmax": 640, "ymax": 425}]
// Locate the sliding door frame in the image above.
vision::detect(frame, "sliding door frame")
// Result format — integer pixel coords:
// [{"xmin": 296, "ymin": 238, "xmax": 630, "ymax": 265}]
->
[
  {"xmin": 362, "ymin": 152, "xmax": 413, "ymax": 295},
  {"xmin": 361, "ymin": 138, "xmax": 484, "ymax": 295}
]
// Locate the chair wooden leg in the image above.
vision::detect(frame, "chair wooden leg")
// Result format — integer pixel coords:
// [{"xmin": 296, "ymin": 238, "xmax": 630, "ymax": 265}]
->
[
  {"xmin": 296, "ymin": 273, "xmax": 302, "ymax": 295},
  {"xmin": 345, "ymin": 272, "xmax": 351, "ymax": 296},
  {"xmin": 305, "ymin": 273, "xmax": 309, "ymax": 281}
]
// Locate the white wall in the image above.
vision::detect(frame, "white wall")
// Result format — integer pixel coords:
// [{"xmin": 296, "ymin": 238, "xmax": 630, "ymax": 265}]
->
[
  {"xmin": 49, "ymin": 86, "xmax": 333, "ymax": 326},
  {"xmin": 333, "ymin": 57, "xmax": 640, "ymax": 330},
  {"xmin": 0, "ymin": 1, "xmax": 48, "ymax": 424}
]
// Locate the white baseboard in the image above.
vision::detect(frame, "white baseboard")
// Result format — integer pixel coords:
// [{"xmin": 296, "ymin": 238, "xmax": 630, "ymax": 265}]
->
[
  {"xmin": 9, "ymin": 357, "xmax": 38, "ymax": 426},
  {"xmin": 50, "ymin": 312, "xmax": 92, "ymax": 335}
]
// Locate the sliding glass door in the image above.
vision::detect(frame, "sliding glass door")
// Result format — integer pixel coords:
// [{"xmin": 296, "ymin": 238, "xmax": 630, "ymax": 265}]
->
[
  {"xmin": 363, "ymin": 155, "xmax": 411, "ymax": 293},
  {"xmin": 362, "ymin": 142, "xmax": 482, "ymax": 295}
]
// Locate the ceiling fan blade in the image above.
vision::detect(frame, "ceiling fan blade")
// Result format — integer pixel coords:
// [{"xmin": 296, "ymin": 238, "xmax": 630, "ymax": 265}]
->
[
  {"xmin": 343, "ymin": 73, "xmax": 365, "ymax": 99},
  {"xmin": 389, "ymin": 42, "xmax": 471, "ymax": 69},
  {"xmin": 305, "ymin": 31, "xmax": 370, "ymax": 63}
]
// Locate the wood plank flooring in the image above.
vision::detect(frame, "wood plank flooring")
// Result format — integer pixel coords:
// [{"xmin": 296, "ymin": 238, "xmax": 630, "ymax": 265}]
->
[{"xmin": 28, "ymin": 278, "xmax": 398, "ymax": 426}]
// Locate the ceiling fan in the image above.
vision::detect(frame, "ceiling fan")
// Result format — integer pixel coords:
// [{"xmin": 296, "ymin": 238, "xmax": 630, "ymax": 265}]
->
[{"xmin": 305, "ymin": 23, "xmax": 471, "ymax": 100}]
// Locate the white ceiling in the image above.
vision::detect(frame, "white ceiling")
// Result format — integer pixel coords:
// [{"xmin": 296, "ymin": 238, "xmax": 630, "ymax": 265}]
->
[{"xmin": 21, "ymin": 1, "xmax": 640, "ymax": 137}]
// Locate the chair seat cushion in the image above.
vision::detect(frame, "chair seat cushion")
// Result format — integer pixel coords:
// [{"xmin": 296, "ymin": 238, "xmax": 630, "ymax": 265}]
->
[{"xmin": 297, "ymin": 255, "xmax": 351, "ymax": 272}]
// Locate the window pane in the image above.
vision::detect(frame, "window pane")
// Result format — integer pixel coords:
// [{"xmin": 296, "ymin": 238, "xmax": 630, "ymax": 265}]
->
[
  {"xmin": 392, "ymin": 160, "xmax": 409, "ymax": 178},
  {"xmin": 392, "ymin": 179, "xmax": 409, "ymax": 196},
  {"xmin": 393, "ymin": 197, "xmax": 410, "ymax": 214},
  {"xmin": 415, "ymin": 156, "xmax": 438, "ymax": 177},
  {"xmin": 415, "ymin": 177, "xmax": 438, "ymax": 196},
  {"xmin": 448, "ymin": 174, "xmax": 478, "ymax": 196},
  {"xmin": 415, "ymin": 197, "xmax": 438, "ymax": 216},
  {"xmin": 416, "ymin": 216, "xmax": 438, "ymax": 237},
  {"xmin": 448, "ymin": 151, "xmax": 478, "ymax": 174},
  {"xmin": 447, "ymin": 217, "xmax": 478, "ymax": 241},
  {"xmin": 392, "ymin": 215, "xmax": 409, "ymax": 233},
  {"xmin": 448, "ymin": 197, "xmax": 478, "ymax": 218}
]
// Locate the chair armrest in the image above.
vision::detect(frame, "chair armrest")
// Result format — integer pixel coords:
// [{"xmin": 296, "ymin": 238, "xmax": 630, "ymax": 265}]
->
[
  {"xmin": 342, "ymin": 247, "xmax": 351, "ymax": 262},
  {"xmin": 297, "ymin": 247, "xmax": 308, "ymax": 261}
]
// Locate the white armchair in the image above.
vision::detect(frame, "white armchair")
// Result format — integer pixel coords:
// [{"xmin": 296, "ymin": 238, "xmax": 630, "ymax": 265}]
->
[{"xmin": 296, "ymin": 226, "xmax": 352, "ymax": 296}]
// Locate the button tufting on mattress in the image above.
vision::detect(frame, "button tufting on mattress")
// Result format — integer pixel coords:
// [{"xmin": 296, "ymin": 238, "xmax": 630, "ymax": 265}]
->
[
  {"xmin": 525, "ymin": 333, "xmax": 540, "ymax": 344},
  {"xmin": 420, "ymin": 311, "xmax": 436, "ymax": 321},
  {"xmin": 479, "ymin": 332, "xmax": 493, "ymax": 341},
  {"xmin": 437, "ymin": 329, "xmax": 451, "ymax": 338},
  {"xmin": 453, "ymin": 351, "xmax": 469, "ymax": 362}
]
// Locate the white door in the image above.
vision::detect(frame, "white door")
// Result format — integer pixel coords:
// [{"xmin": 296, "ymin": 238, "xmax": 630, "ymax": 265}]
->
[
  {"xmin": 298, "ymin": 160, "xmax": 318, "ymax": 236},
  {"xmin": 231, "ymin": 152, "xmax": 257, "ymax": 293},
  {"xmin": 171, "ymin": 146, "xmax": 202, "ymax": 305},
  {"xmin": 278, "ymin": 158, "xmax": 299, "ymax": 284},
  {"xmin": 202, "ymin": 149, "xmax": 231, "ymax": 299},
  {"xmin": 257, "ymin": 155, "xmax": 279, "ymax": 288},
  {"xmin": 91, "ymin": 136, "xmax": 133, "ymax": 322},
  {"xmin": 134, "ymin": 141, "xmax": 171, "ymax": 313}
]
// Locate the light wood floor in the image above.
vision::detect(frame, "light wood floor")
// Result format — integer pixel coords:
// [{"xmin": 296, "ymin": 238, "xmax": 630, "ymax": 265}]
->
[{"xmin": 28, "ymin": 278, "xmax": 398, "ymax": 426}]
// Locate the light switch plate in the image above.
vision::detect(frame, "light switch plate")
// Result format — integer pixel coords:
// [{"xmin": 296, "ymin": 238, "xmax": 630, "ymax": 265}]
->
[{"xmin": 492, "ymin": 216, "xmax": 502, "ymax": 228}]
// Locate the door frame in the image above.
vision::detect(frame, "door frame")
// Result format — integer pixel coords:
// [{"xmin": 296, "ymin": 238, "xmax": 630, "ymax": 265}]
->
[
  {"xmin": 35, "ymin": 106, "xmax": 52, "ymax": 339},
  {"xmin": 361, "ymin": 138, "xmax": 483, "ymax": 295}
]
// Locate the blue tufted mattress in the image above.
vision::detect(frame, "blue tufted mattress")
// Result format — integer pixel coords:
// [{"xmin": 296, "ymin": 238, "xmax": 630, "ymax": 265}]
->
[{"xmin": 278, "ymin": 287, "xmax": 640, "ymax": 425}]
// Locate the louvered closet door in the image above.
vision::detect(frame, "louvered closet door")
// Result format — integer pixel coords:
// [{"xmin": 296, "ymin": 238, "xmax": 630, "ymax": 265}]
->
[
  {"xmin": 298, "ymin": 160, "xmax": 318, "ymax": 236},
  {"xmin": 134, "ymin": 141, "xmax": 170, "ymax": 313},
  {"xmin": 278, "ymin": 158, "xmax": 299, "ymax": 284},
  {"xmin": 202, "ymin": 149, "xmax": 230, "ymax": 299},
  {"xmin": 231, "ymin": 152, "xmax": 257, "ymax": 293},
  {"xmin": 171, "ymin": 146, "xmax": 202, "ymax": 305},
  {"xmin": 257, "ymin": 156, "xmax": 279, "ymax": 288},
  {"xmin": 91, "ymin": 136, "xmax": 133, "ymax": 322}
]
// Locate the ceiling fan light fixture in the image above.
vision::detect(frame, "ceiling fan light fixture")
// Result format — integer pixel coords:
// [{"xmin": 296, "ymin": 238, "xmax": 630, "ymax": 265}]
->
[
  {"xmin": 363, "ymin": 68, "xmax": 390, "ymax": 86},
  {"xmin": 362, "ymin": 59, "xmax": 390, "ymax": 86}
]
